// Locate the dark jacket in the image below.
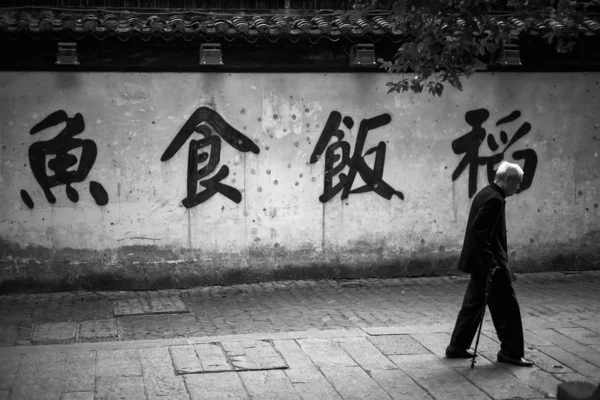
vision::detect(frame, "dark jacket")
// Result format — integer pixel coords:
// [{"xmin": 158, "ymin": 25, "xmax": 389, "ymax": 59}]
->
[{"xmin": 457, "ymin": 183, "xmax": 515, "ymax": 281}]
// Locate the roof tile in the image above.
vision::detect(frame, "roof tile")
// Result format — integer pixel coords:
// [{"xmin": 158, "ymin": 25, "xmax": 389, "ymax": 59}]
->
[{"xmin": 0, "ymin": 8, "xmax": 598, "ymax": 41}]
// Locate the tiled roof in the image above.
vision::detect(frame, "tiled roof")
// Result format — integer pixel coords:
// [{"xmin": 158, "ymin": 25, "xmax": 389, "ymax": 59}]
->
[{"xmin": 1, "ymin": 8, "xmax": 600, "ymax": 41}]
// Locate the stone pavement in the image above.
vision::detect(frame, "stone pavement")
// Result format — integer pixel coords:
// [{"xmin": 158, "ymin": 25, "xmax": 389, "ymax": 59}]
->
[{"xmin": 0, "ymin": 271, "xmax": 599, "ymax": 399}]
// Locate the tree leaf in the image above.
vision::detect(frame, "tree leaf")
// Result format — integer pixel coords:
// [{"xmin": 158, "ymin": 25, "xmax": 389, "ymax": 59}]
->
[{"xmin": 342, "ymin": 0, "xmax": 585, "ymax": 96}]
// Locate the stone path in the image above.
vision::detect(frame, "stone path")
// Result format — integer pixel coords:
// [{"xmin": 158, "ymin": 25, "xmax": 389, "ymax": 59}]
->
[{"xmin": 0, "ymin": 271, "xmax": 599, "ymax": 399}]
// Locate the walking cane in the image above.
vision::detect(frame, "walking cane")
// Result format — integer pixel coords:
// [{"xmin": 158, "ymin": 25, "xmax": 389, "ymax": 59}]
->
[{"xmin": 471, "ymin": 265, "xmax": 499, "ymax": 368}]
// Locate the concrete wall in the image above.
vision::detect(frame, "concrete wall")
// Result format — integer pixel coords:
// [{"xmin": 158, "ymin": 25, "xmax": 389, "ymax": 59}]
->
[{"xmin": 1, "ymin": 72, "xmax": 599, "ymax": 292}]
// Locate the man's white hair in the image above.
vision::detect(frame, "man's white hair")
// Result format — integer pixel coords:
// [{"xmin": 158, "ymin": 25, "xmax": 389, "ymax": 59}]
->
[{"xmin": 495, "ymin": 161, "xmax": 524, "ymax": 182}]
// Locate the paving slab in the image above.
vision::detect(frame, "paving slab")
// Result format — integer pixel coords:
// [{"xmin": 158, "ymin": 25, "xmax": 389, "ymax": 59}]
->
[
  {"xmin": 455, "ymin": 356, "xmax": 543, "ymax": 399},
  {"xmin": 111, "ymin": 296, "xmax": 189, "ymax": 316},
  {"xmin": 10, "ymin": 352, "xmax": 66, "ymax": 400},
  {"xmin": 411, "ymin": 332, "xmax": 452, "ymax": 358},
  {"xmin": 523, "ymin": 330, "xmax": 554, "ymax": 346},
  {"xmin": 0, "ymin": 351, "xmax": 20, "ymax": 390},
  {"xmin": 363, "ymin": 323, "xmax": 455, "ymax": 335},
  {"xmin": 318, "ymin": 366, "xmax": 393, "ymax": 400},
  {"xmin": 194, "ymin": 342, "xmax": 231, "ymax": 372},
  {"xmin": 139, "ymin": 346, "xmax": 176, "ymax": 374},
  {"xmin": 238, "ymin": 370, "xmax": 301, "ymax": 400},
  {"xmin": 367, "ymin": 369, "xmax": 435, "ymax": 400},
  {"xmin": 366, "ymin": 334, "xmax": 430, "ymax": 355},
  {"xmin": 335, "ymin": 337, "xmax": 397, "ymax": 371},
  {"xmin": 0, "ymin": 325, "xmax": 31, "ymax": 347},
  {"xmin": 525, "ymin": 347, "xmax": 574, "ymax": 374},
  {"xmin": 95, "ymin": 376, "xmax": 145, "ymax": 400},
  {"xmin": 273, "ymin": 339, "xmax": 342, "ymax": 400},
  {"xmin": 0, "ymin": 323, "xmax": 596, "ymax": 400},
  {"xmin": 390, "ymin": 354, "xmax": 492, "ymax": 400},
  {"xmin": 188, "ymin": 328, "xmax": 367, "ymax": 344},
  {"xmin": 493, "ymin": 360, "xmax": 564, "ymax": 398},
  {"xmin": 297, "ymin": 338, "xmax": 358, "ymax": 368},
  {"xmin": 96, "ymin": 348, "xmax": 142, "ymax": 377},
  {"xmin": 3, "ymin": 271, "xmax": 598, "ymax": 348},
  {"xmin": 0, "ymin": 272, "xmax": 599, "ymax": 399},
  {"xmin": 554, "ymin": 327, "xmax": 600, "ymax": 345},
  {"xmin": 0, "ymin": 325, "xmax": 17, "ymax": 347},
  {"xmin": 77, "ymin": 319, "xmax": 118, "ymax": 341},
  {"xmin": 184, "ymin": 373, "xmax": 249, "ymax": 399},
  {"xmin": 475, "ymin": 347, "xmax": 579, "ymax": 398},
  {"xmin": 170, "ymin": 345, "xmax": 203, "ymax": 374},
  {"xmin": 531, "ymin": 329, "xmax": 600, "ymax": 367},
  {"xmin": 474, "ymin": 331, "xmax": 503, "ymax": 354},
  {"xmin": 32, "ymin": 322, "xmax": 77, "ymax": 344},
  {"xmin": 118, "ymin": 313, "xmax": 201, "ymax": 341},
  {"xmin": 60, "ymin": 393, "xmax": 94, "ymax": 400},
  {"xmin": 553, "ymin": 372, "xmax": 598, "ymax": 385},
  {"xmin": 221, "ymin": 340, "xmax": 288, "ymax": 371},
  {"xmin": 61, "ymin": 350, "xmax": 96, "ymax": 393},
  {"xmin": 526, "ymin": 321, "xmax": 581, "ymax": 330},
  {"xmin": 574, "ymin": 320, "xmax": 600, "ymax": 335},
  {"xmin": 531, "ymin": 344, "xmax": 600, "ymax": 381},
  {"xmin": 139, "ymin": 347, "xmax": 188, "ymax": 399}
]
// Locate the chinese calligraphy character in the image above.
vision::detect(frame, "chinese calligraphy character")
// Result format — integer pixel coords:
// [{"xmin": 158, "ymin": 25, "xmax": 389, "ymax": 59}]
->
[
  {"xmin": 451, "ymin": 108, "xmax": 538, "ymax": 198},
  {"xmin": 20, "ymin": 110, "xmax": 108, "ymax": 209},
  {"xmin": 161, "ymin": 107, "xmax": 260, "ymax": 208},
  {"xmin": 309, "ymin": 111, "xmax": 403, "ymax": 203}
]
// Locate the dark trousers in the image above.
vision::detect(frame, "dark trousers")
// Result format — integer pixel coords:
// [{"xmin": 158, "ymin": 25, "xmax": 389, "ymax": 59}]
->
[{"xmin": 449, "ymin": 267, "xmax": 525, "ymax": 358}]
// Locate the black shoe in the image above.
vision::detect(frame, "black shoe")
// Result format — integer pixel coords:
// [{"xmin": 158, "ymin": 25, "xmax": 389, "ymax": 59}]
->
[
  {"xmin": 446, "ymin": 346, "xmax": 476, "ymax": 359},
  {"xmin": 497, "ymin": 351, "xmax": 533, "ymax": 367}
]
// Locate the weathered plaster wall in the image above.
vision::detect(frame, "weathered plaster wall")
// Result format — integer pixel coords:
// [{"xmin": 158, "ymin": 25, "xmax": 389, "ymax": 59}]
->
[{"xmin": 1, "ymin": 72, "xmax": 599, "ymax": 292}]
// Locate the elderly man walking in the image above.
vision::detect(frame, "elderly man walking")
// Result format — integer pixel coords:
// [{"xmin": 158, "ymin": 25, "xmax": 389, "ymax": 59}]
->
[{"xmin": 446, "ymin": 160, "xmax": 533, "ymax": 367}]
